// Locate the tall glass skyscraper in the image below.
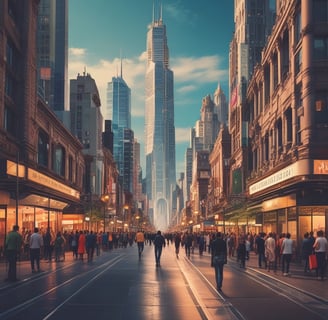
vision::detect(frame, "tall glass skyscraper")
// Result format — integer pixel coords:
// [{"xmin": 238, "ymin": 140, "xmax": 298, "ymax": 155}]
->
[
  {"xmin": 37, "ymin": 0, "xmax": 68, "ymax": 114},
  {"xmin": 145, "ymin": 7, "xmax": 176, "ymax": 231},
  {"xmin": 106, "ymin": 68, "xmax": 133, "ymax": 194}
]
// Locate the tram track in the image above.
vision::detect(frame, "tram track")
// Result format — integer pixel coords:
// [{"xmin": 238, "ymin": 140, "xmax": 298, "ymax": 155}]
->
[{"xmin": 0, "ymin": 255, "xmax": 124, "ymax": 319}]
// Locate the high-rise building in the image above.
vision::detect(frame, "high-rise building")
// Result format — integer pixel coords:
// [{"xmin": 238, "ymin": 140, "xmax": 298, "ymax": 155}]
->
[
  {"xmin": 213, "ymin": 84, "xmax": 228, "ymax": 126},
  {"xmin": 37, "ymin": 0, "xmax": 69, "ymax": 122},
  {"xmin": 145, "ymin": 6, "xmax": 176, "ymax": 231},
  {"xmin": 229, "ymin": 0, "xmax": 275, "ymax": 197},
  {"xmin": 106, "ymin": 68, "xmax": 133, "ymax": 194},
  {"xmin": 70, "ymin": 72, "xmax": 104, "ymax": 196}
]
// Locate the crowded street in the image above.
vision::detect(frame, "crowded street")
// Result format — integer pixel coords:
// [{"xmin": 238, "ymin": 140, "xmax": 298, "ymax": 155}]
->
[{"xmin": 1, "ymin": 238, "xmax": 327, "ymax": 320}]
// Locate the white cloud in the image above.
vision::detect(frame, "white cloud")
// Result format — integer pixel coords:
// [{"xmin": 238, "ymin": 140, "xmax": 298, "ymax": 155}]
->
[
  {"xmin": 175, "ymin": 127, "xmax": 191, "ymax": 143},
  {"xmin": 69, "ymin": 47, "xmax": 87, "ymax": 57}
]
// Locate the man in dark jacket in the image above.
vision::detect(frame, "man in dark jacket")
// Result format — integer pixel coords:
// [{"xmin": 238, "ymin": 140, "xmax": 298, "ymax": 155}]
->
[
  {"xmin": 211, "ymin": 232, "xmax": 227, "ymax": 291},
  {"xmin": 154, "ymin": 230, "xmax": 165, "ymax": 267}
]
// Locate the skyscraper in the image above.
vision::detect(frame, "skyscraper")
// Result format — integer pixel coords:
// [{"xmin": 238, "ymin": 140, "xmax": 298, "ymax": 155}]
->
[
  {"xmin": 106, "ymin": 65, "xmax": 133, "ymax": 194},
  {"xmin": 37, "ymin": 0, "xmax": 68, "ymax": 119},
  {"xmin": 70, "ymin": 72, "xmax": 104, "ymax": 196},
  {"xmin": 145, "ymin": 6, "xmax": 176, "ymax": 231}
]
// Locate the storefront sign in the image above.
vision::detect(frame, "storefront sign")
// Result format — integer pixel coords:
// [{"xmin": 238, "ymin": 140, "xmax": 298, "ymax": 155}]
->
[
  {"xmin": 28, "ymin": 168, "xmax": 80, "ymax": 199},
  {"xmin": 314, "ymin": 160, "xmax": 328, "ymax": 174}
]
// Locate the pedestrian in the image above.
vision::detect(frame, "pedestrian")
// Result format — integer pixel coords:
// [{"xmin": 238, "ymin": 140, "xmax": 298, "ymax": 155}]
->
[
  {"xmin": 198, "ymin": 233, "xmax": 205, "ymax": 255},
  {"xmin": 78, "ymin": 230, "xmax": 86, "ymax": 260},
  {"xmin": 86, "ymin": 230, "xmax": 97, "ymax": 262},
  {"xmin": 174, "ymin": 233, "xmax": 181, "ymax": 258},
  {"xmin": 237, "ymin": 239, "xmax": 247, "ymax": 268},
  {"xmin": 301, "ymin": 232, "xmax": 313, "ymax": 273},
  {"xmin": 255, "ymin": 232, "xmax": 266, "ymax": 268},
  {"xmin": 135, "ymin": 229, "xmax": 145, "ymax": 259},
  {"xmin": 54, "ymin": 231, "xmax": 65, "ymax": 262},
  {"xmin": 227, "ymin": 233, "xmax": 236, "ymax": 258},
  {"xmin": 265, "ymin": 232, "xmax": 276, "ymax": 272},
  {"xmin": 43, "ymin": 228, "xmax": 52, "ymax": 261},
  {"xmin": 71, "ymin": 231, "xmax": 79, "ymax": 259},
  {"xmin": 29, "ymin": 227, "xmax": 44, "ymax": 273},
  {"xmin": 313, "ymin": 230, "xmax": 328, "ymax": 280},
  {"xmin": 5, "ymin": 225, "xmax": 22, "ymax": 282},
  {"xmin": 211, "ymin": 232, "xmax": 227, "ymax": 291},
  {"xmin": 281, "ymin": 232, "xmax": 293, "ymax": 276},
  {"xmin": 154, "ymin": 230, "xmax": 165, "ymax": 267},
  {"xmin": 184, "ymin": 231, "xmax": 192, "ymax": 258}
]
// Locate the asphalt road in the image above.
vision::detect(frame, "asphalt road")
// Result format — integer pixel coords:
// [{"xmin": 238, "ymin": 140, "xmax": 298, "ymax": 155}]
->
[{"xmin": 0, "ymin": 243, "xmax": 327, "ymax": 320}]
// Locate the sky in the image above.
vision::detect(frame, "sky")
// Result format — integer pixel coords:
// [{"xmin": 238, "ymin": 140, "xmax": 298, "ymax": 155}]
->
[{"xmin": 68, "ymin": 0, "xmax": 235, "ymax": 177}]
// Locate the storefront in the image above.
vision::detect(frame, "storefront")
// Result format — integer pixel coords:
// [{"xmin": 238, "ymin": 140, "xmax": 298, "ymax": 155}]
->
[{"xmin": 0, "ymin": 160, "xmax": 82, "ymax": 258}]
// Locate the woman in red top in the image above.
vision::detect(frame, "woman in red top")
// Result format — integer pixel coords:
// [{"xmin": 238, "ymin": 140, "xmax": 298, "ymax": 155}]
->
[{"xmin": 77, "ymin": 230, "xmax": 86, "ymax": 261}]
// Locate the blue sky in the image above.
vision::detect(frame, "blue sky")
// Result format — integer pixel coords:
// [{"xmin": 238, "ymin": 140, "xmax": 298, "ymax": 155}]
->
[{"xmin": 68, "ymin": 0, "xmax": 234, "ymax": 176}]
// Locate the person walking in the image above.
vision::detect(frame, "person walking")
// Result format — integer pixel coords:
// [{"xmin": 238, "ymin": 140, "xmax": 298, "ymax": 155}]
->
[
  {"xmin": 86, "ymin": 230, "xmax": 97, "ymax": 262},
  {"xmin": 154, "ymin": 230, "xmax": 165, "ymax": 267},
  {"xmin": 54, "ymin": 231, "xmax": 65, "ymax": 262},
  {"xmin": 313, "ymin": 230, "xmax": 328, "ymax": 280},
  {"xmin": 174, "ymin": 233, "xmax": 182, "ymax": 258},
  {"xmin": 255, "ymin": 232, "xmax": 266, "ymax": 268},
  {"xmin": 43, "ymin": 228, "xmax": 52, "ymax": 261},
  {"xmin": 135, "ymin": 230, "xmax": 145, "ymax": 259},
  {"xmin": 184, "ymin": 231, "xmax": 193, "ymax": 258},
  {"xmin": 301, "ymin": 232, "xmax": 313, "ymax": 273},
  {"xmin": 5, "ymin": 225, "xmax": 23, "ymax": 282},
  {"xmin": 29, "ymin": 227, "xmax": 44, "ymax": 273},
  {"xmin": 265, "ymin": 232, "xmax": 276, "ymax": 272},
  {"xmin": 281, "ymin": 232, "xmax": 293, "ymax": 276},
  {"xmin": 211, "ymin": 232, "xmax": 227, "ymax": 291},
  {"xmin": 78, "ymin": 230, "xmax": 86, "ymax": 261}
]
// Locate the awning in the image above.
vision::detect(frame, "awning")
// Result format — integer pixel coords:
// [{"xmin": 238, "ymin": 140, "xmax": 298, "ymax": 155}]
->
[{"xmin": 62, "ymin": 203, "xmax": 85, "ymax": 214}]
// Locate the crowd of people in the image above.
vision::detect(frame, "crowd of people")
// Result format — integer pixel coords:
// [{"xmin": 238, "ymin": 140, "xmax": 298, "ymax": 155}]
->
[{"xmin": 4, "ymin": 226, "xmax": 328, "ymax": 287}]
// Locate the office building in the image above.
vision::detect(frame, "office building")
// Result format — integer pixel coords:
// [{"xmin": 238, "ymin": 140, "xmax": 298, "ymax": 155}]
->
[{"xmin": 145, "ymin": 6, "xmax": 176, "ymax": 230}]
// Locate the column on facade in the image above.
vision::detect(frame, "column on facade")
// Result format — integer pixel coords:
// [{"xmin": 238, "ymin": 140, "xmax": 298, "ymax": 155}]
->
[{"xmin": 300, "ymin": 0, "xmax": 313, "ymax": 145}]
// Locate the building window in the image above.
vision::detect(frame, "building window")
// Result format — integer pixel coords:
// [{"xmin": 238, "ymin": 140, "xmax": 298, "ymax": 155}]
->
[
  {"xmin": 281, "ymin": 29, "xmax": 289, "ymax": 80},
  {"xmin": 313, "ymin": 0, "xmax": 328, "ymax": 23},
  {"xmin": 272, "ymin": 52, "xmax": 278, "ymax": 89},
  {"xmin": 37, "ymin": 130, "xmax": 49, "ymax": 167},
  {"xmin": 294, "ymin": 49, "xmax": 302, "ymax": 75},
  {"xmin": 52, "ymin": 144, "xmax": 66, "ymax": 177},
  {"xmin": 276, "ymin": 119, "xmax": 283, "ymax": 151},
  {"xmin": 4, "ymin": 105, "xmax": 17, "ymax": 137},
  {"xmin": 294, "ymin": 8, "xmax": 302, "ymax": 44},
  {"xmin": 264, "ymin": 64, "xmax": 270, "ymax": 105},
  {"xmin": 314, "ymin": 91, "xmax": 328, "ymax": 124},
  {"xmin": 314, "ymin": 37, "xmax": 328, "ymax": 60},
  {"xmin": 285, "ymin": 108, "xmax": 292, "ymax": 149},
  {"xmin": 68, "ymin": 155, "xmax": 73, "ymax": 182}
]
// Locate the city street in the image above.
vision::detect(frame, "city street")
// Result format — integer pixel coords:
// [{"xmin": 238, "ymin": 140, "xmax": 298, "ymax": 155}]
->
[{"xmin": 0, "ymin": 243, "xmax": 327, "ymax": 320}]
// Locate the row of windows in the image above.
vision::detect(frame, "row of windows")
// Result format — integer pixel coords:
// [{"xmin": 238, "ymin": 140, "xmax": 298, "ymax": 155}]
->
[{"xmin": 38, "ymin": 131, "xmax": 78, "ymax": 184}]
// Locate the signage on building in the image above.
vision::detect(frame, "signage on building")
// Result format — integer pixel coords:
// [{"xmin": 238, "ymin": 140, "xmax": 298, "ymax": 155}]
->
[
  {"xmin": 249, "ymin": 160, "xmax": 310, "ymax": 195},
  {"xmin": 314, "ymin": 160, "xmax": 328, "ymax": 174},
  {"xmin": 28, "ymin": 168, "xmax": 80, "ymax": 199}
]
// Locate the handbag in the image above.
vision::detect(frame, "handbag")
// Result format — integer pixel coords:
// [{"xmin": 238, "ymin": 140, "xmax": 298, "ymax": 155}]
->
[{"xmin": 309, "ymin": 254, "xmax": 318, "ymax": 270}]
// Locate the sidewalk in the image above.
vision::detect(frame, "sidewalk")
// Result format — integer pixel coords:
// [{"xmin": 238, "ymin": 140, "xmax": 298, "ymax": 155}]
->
[
  {"xmin": 239, "ymin": 250, "xmax": 328, "ymax": 301},
  {"xmin": 0, "ymin": 251, "xmax": 77, "ymax": 288}
]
